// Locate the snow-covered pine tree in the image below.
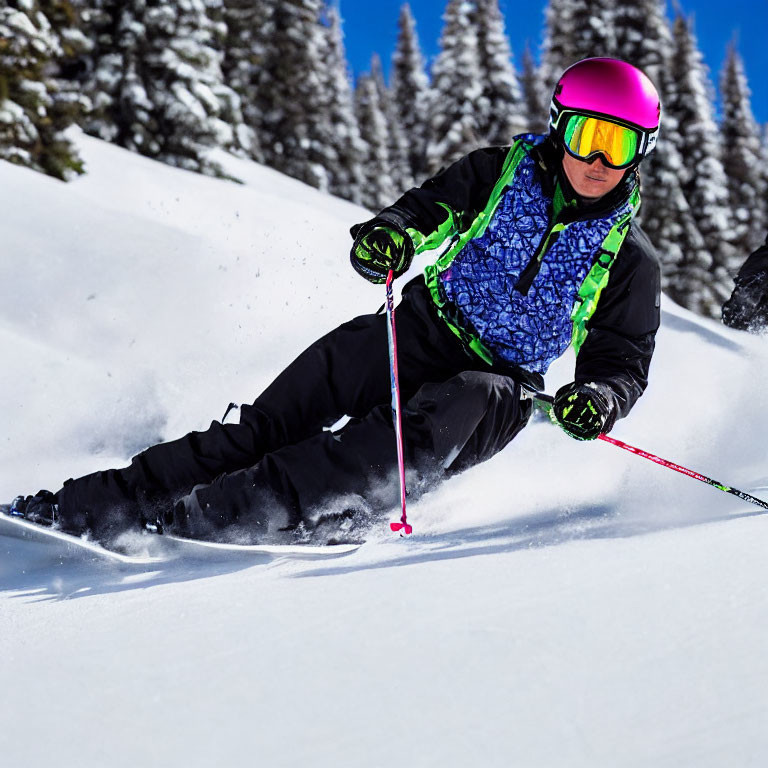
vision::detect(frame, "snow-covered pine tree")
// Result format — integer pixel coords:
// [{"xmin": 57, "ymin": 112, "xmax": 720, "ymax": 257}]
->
[
  {"xmin": 668, "ymin": 12, "xmax": 737, "ymax": 312},
  {"xmin": 520, "ymin": 44, "xmax": 550, "ymax": 134},
  {"xmin": 258, "ymin": 0, "xmax": 334, "ymax": 190},
  {"xmin": 322, "ymin": 4, "xmax": 365, "ymax": 204},
  {"xmin": 147, "ymin": 0, "xmax": 248, "ymax": 173},
  {"xmin": 43, "ymin": 0, "xmax": 91, "ymax": 81},
  {"xmin": 661, "ymin": 200, "xmax": 714, "ymax": 316},
  {"xmin": 542, "ymin": 0, "xmax": 618, "ymax": 110},
  {"xmin": 220, "ymin": 0, "xmax": 271, "ymax": 163},
  {"xmin": 425, "ymin": 0, "xmax": 484, "ymax": 175},
  {"xmin": 764, "ymin": 124, "xmax": 768, "ymax": 229},
  {"xmin": 636, "ymin": 100, "xmax": 714, "ymax": 311},
  {"xmin": 473, "ymin": 0, "xmax": 526, "ymax": 145},
  {"xmin": 570, "ymin": 0, "xmax": 614, "ymax": 61},
  {"xmin": 606, "ymin": 0, "xmax": 696, "ymax": 301},
  {"xmin": 543, "ymin": 0, "xmax": 615, "ymax": 83},
  {"xmin": 541, "ymin": 0, "xmax": 578, "ymax": 88},
  {"xmin": 390, "ymin": 3, "xmax": 431, "ymax": 182},
  {"xmin": 371, "ymin": 53, "xmax": 412, "ymax": 193},
  {"xmin": 75, "ymin": 0, "xmax": 119, "ymax": 143},
  {"xmin": 0, "ymin": 0, "xmax": 86, "ymax": 179},
  {"xmin": 648, "ymin": 125, "xmax": 715, "ymax": 315},
  {"xmin": 202, "ymin": 0, "xmax": 258, "ymax": 160},
  {"xmin": 720, "ymin": 43, "xmax": 766, "ymax": 258},
  {"xmin": 610, "ymin": 0, "xmax": 669, "ymax": 89},
  {"xmin": 354, "ymin": 70, "xmax": 397, "ymax": 210},
  {"xmin": 79, "ymin": 0, "xmax": 251, "ymax": 176},
  {"xmin": 36, "ymin": 0, "xmax": 91, "ymax": 164}
]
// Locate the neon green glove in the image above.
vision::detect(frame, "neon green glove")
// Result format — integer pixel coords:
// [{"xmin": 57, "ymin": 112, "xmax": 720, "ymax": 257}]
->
[
  {"xmin": 351, "ymin": 224, "xmax": 414, "ymax": 284},
  {"xmin": 551, "ymin": 382, "xmax": 615, "ymax": 441}
]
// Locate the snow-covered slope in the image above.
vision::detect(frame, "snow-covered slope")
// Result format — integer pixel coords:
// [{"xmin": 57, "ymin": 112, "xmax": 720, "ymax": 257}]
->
[{"xmin": 2, "ymin": 134, "xmax": 767, "ymax": 767}]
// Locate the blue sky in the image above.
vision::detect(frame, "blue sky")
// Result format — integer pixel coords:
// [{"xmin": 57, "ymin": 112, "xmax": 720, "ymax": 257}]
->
[{"xmin": 338, "ymin": 0, "xmax": 768, "ymax": 125}]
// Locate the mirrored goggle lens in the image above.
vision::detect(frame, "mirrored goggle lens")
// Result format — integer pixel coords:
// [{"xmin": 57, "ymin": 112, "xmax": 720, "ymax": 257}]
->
[{"xmin": 562, "ymin": 114, "xmax": 639, "ymax": 167}]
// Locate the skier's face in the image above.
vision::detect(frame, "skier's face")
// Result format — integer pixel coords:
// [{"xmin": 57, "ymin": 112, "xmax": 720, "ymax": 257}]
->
[{"xmin": 561, "ymin": 151, "xmax": 626, "ymax": 201}]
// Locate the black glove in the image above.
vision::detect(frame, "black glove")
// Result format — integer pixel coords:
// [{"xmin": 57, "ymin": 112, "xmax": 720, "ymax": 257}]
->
[
  {"xmin": 551, "ymin": 382, "xmax": 616, "ymax": 441},
  {"xmin": 350, "ymin": 221, "xmax": 414, "ymax": 284},
  {"xmin": 722, "ymin": 271, "xmax": 768, "ymax": 331}
]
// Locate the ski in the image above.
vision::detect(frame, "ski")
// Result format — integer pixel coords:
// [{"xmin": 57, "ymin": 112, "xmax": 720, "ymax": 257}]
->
[
  {"xmin": 0, "ymin": 506, "xmax": 163, "ymax": 564},
  {"xmin": 1, "ymin": 505, "xmax": 361, "ymax": 563}
]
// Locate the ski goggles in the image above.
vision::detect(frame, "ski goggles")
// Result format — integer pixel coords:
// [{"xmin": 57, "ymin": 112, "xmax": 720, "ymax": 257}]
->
[{"xmin": 557, "ymin": 112, "xmax": 645, "ymax": 169}]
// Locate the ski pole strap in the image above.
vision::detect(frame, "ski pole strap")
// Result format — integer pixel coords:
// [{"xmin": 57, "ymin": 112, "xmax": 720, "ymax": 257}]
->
[{"xmin": 532, "ymin": 391, "xmax": 768, "ymax": 513}]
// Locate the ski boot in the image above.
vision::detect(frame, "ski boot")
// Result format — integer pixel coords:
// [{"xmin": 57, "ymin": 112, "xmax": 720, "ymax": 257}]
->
[{"xmin": 8, "ymin": 490, "xmax": 59, "ymax": 527}]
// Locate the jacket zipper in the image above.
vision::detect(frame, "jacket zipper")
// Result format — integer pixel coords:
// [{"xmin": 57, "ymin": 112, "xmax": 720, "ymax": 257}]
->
[
  {"xmin": 512, "ymin": 167, "xmax": 635, "ymax": 297},
  {"xmin": 514, "ymin": 220, "xmax": 563, "ymax": 296}
]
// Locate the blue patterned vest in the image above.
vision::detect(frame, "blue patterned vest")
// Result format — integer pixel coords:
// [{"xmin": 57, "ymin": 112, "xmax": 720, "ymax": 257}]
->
[{"xmin": 422, "ymin": 137, "xmax": 639, "ymax": 375}]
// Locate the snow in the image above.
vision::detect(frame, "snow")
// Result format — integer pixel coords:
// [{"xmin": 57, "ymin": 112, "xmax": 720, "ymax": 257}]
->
[{"xmin": 2, "ymin": 132, "xmax": 768, "ymax": 766}]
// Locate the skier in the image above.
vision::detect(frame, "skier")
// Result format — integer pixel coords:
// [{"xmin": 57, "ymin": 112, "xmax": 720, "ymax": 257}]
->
[
  {"xmin": 10, "ymin": 58, "xmax": 662, "ymax": 545},
  {"xmin": 722, "ymin": 234, "xmax": 768, "ymax": 332}
]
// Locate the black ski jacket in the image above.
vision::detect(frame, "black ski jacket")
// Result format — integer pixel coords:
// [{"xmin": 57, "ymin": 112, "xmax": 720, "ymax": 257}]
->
[
  {"xmin": 356, "ymin": 140, "xmax": 662, "ymax": 422},
  {"xmin": 722, "ymin": 235, "xmax": 768, "ymax": 332}
]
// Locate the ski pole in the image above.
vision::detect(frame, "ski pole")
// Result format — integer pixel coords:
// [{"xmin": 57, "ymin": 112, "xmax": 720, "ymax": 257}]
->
[
  {"xmin": 533, "ymin": 392, "xmax": 768, "ymax": 512},
  {"xmin": 385, "ymin": 269, "xmax": 411, "ymax": 535}
]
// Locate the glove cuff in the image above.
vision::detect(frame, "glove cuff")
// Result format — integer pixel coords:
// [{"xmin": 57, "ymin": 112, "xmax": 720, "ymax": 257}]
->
[{"xmin": 350, "ymin": 255, "xmax": 387, "ymax": 284}]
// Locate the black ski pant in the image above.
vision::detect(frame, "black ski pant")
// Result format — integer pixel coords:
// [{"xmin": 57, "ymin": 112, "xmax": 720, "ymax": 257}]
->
[{"xmin": 56, "ymin": 280, "xmax": 533, "ymax": 541}]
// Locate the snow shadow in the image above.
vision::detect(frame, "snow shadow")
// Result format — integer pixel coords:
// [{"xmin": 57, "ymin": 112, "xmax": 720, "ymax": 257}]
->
[
  {"xmin": 294, "ymin": 502, "xmax": 764, "ymax": 579},
  {"xmin": 0, "ymin": 537, "xmax": 274, "ymax": 602},
  {"xmin": 3, "ymin": 501, "xmax": 763, "ymax": 600},
  {"xmin": 660, "ymin": 310, "xmax": 746, "ymax": 353}
]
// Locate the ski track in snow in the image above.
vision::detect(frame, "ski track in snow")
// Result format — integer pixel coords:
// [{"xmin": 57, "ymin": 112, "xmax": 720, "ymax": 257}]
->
[{"xmin": 1, "ymin": 132, "xmax": 768, "ymax": 767}]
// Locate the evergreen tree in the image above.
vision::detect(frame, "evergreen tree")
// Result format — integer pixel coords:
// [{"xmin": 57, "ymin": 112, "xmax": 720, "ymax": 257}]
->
[
  {"xmin": 668, "ymin": 13, "xmax": 737, "ymax": 312},
  {"xmin": 425, "ymin": 0, "xmax": 484, "ymax": 175},
  {"xmin": 720, "ymin": 43, "xmax": 766, "ymax": 257},
  {"xmin": 543, "ymin": 0, "xmax": 614, "ymax": 81},
  {"xmin": 763, "ymin": 124, "xmax": 768, "ymax": 227},
  {"xmin": 354, "ymin": 71, "xmax": 397, "ymax": 210},
  {"xmin": 44, "ymin": 0, "xmax": 92, "ymax": 80},
  {"xmin": 520, "ymin": 44, "xmax": 550, "ymax": 135},
  {"xmin": 542, "ymin": 0, "xmax": 578, "ymax": 87},
  {"xmin": 371, "ymin": 52, "xmax": 412, "ymax": 193},
  {"xmin": 390, "ymin": 3, "xmax": 431, "ymax": 181},
  {"xmin": 0, "ymin": 0, "xmax": 87, "ymax": 179},
  {"xmin": 220, "ymin": 0, "xmax": 271, "ymax": 162},
  {"xmin": 543, "ymin": 0, "xmax": 621, "ymax": 106},
  {"xmin": 606, "ymin": 0, "xmax": 694, "ymax": 299},
  {"xmin": 649, "ymin": 138, "xmax": 715, "ymax": 316},
  {"xmin": 610, "ymin": 0, "xmax": 670, "ymax": 89},
  {"xmin": 608, "ymin": 0, "xmax": 672, "ymax": 233},
  {"xmin": 322, "ymin": 4, "xmax": 365, "ymax": 204},
  {"xmin": 258, "ymin": 0, "xmax": 334, "ymax": 190},
  {"xmin": 571, "ymin": 0, "xmax": 614, "ymax": 61},
  {"xmin": 76, "ymin": 0, "xmax": 120, "ymax": 143},
  {"xmin": 80, "ymin": 0, "xmax": 250, "ymax": 176},
  {"xmin": 202, "ymin": 0, "xmax": 258, "ymax": 159},
  {"xmin": 473, "ymin": 0, "xmax": 526, "ymax": 145},
  {"xmin": 38, "ymin": 0, "xmax": 92, "ymax": 163}
]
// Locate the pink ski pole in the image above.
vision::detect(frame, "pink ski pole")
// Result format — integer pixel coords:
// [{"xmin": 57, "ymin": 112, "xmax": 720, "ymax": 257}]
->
[
  {"xmin": 385, "ymin": 270, "xmax": 411, "ymax": 535},
  {"xmin": 535, "ymin": 392, "xmax": 768, "ymax": 512}
]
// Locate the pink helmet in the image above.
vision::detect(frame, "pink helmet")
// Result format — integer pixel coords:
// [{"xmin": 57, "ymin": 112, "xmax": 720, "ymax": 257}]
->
[{"xmin": 549, "ymin": 58, "xmax": 661, "ymax": 160}]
